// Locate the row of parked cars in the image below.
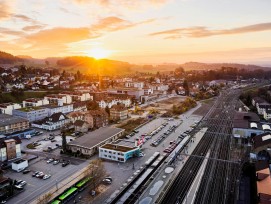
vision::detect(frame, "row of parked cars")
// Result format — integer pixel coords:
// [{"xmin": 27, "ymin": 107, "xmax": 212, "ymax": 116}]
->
[
  {"xmin": 47, "ymin": 158, "xmax": 70, "ymax": 167},
  {"xmin": 125, "ymin": 129, "xmax": 139, "ymax": 139},
  {"xmin": 151, "ymin": 124, "xmax": 177, "ymax": 147},
  {"xmin": 32, "ymin": 171, "xmax": 51, "ymax": 180},
  {"xmin": 163, "ymin": 140, "xmax": 178, "ymax": 153}
]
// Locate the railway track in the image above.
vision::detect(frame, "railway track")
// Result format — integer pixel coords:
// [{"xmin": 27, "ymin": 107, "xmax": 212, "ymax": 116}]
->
[{"xmin": 158, "ymin": 90, "xmax": 241, "ymax": 204}]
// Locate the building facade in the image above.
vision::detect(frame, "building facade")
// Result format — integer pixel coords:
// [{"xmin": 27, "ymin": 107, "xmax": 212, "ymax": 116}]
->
[
  {"xmin": 0, "ymin": 103, "xmax": 22, "ymax": 115},
  {"xmin": 0, "ymin": 114, "xmax": 29, "ymax": 134},
  {"xmin": 13, "ymin": 107, "xmax": 48, "ymax": 122},
  {"xmin": 0, "ymin": 137, "xmax": 21, "ymax": 161}
]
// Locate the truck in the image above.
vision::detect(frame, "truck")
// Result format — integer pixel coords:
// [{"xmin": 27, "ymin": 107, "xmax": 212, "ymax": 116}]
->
[{"xmin": 12, "ymin": 159, "xmax": 28, "ymax": 172}]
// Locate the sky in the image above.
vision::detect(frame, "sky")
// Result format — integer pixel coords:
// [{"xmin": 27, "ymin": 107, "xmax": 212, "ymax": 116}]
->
[{"xmin": 1, "ymin": 0, "xmax": 271, "ymax": 65}]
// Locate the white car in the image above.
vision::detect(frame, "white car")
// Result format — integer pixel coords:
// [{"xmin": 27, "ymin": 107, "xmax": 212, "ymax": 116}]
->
[
  {"xmin": 43, "ymin": 174, "xmax": 51, "ymax": 180},
  {"xmin": 47, "ymin": 158, "xmax": 54, "ymax": 164}
]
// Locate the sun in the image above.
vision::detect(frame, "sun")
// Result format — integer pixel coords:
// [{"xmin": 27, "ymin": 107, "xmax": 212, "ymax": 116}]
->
[{"xmin": 86, "ymin": 48, "xmax": 111, "ymax": 59}]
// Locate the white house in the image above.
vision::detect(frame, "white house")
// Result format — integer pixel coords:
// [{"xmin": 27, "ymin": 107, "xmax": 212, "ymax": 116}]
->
[
  {"xmin": 43, "ymin": 104, "xmax": 73, "ymax": 116},
  {"xmin": 263, "ymin": 109, "xmax": 271, "ymax": 121},
  {"xmin": 0, "ymin": 103, "xmax": 22, "ymax": 115},
  {"xmin": 125, "ymin": 82, "xmax": 144, "ymax": 89},
  {"xmin": 44, "ymin": 94, "xmax": 72, "ymax": 104},
  {"xmin": 97, "ymin": 98, "xmax": 131, "ymax": 109},
  {"xmin": 0, "ymin": 137, "xmax": 22, "ymax": 162},
  {"xmin": 23, "ymin": 98, "xmax": 49, "ymax": 108},
  {"xmin": 32, "ymin": 112, "xmax": 70, "ymax": 131}
]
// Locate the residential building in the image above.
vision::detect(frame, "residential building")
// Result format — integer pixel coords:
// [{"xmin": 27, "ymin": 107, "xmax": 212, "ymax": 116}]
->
[
  {"xmin": 43, "ymin": 104, "xmax": 73, "ymax": 116},
  {"xmin": 0, "ymin": 114, "xmax": 29, "ymax": 134},
  {"xmin": 66, "ymin": 111, "xmax": 85, "ymax": 124},
  {"xmin": 74, "ymin": 120, "xmax": 89, "ymax": 133},
  {"xmin": 67, "ymin": 127, "xmax": 124, "ymax": 157},
  {"xmin": 107, "ymin": 87, "xmax": 144, "ymax": 100},
  {"xmin": 0, "ymin": 136, "xmax": 21, "ymax": 161},
  {"xmin": 263, "ymin": 109, "xmax": 271, "ymax": 120},
  {"xmin": 0, "ymin": 103, "xmax": 22, "ymax": 115},
  {"xmin": 110, "ymin": 104, "xmax": 128, "ymax": 121},
  {"xmin": 97, "ymin": 97, "xmax": 131, "ymax": 109},
  {"xmin": 32, "ymin": 112, "xmax": 70, "ymax": 131},
  {"xmin": 99, "ymin": 143, "xmax": 140, "ymax": 162},
  {"xmin": 73, "ymin": 102, "xmax": 87, "ymax": 112},
  {"xmin": 257, "ymin": 103, "xmax": 271, "ymax": 115},
  {"xmin": 60, "ymin": 92, "xmax": 92, "ymax": 102},
  {"xmin": 88, "ymin": 110, "xmax": 108, "ymax": 128},
  {"xmin": 255, "ymin": 161, "xmax": 271, "ymax": 203},
  {"xmin": 125, "ymin": 82, "xmax": 144, "ymax": 89},
  {"xmin": 12, "ymin": 107, "xmax": 48, "ymax": 122},
  {"xmin": 44, "ymin": 94, "xmax": 72, "ymax": 104},
  {"xmin": 22, "ymin": 98, "xmax": 49, "ymax": 107}
]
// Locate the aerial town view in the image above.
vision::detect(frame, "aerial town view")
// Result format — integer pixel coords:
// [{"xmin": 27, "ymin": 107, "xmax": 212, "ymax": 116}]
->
[{"xmin": 0, "ymin": 0, "xmax": 271, "ymax": 204}]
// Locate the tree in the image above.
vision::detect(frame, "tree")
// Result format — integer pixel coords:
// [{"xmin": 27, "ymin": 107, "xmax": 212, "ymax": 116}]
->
[
  {"xmin": 175, "ymin": 67, "xmax": 185, "ymax": 78},
  {"xmin": 84, "ymin": 159, "xmax": 106, "ymax": 191},
  {"xmin": 37, "ymin": 192, "xmax": 53, "ymax": 204},
  {"xmin": 105, "ymin": 106, "xmax": 110, "ymax": 116},
  {"xmin": 61, "ymin": 126, "xmax": 68, "ymax": 153},
  {"xmin": 45, "ymin": 60, "xmax": 49, "ymax": 66},
  {"xmin": 87, "ymin": 101, "xmax": 100, "ymax": 110},
  {"xmin": 183, "ymin": 80, "xmax": 190, "ymax": 96}
]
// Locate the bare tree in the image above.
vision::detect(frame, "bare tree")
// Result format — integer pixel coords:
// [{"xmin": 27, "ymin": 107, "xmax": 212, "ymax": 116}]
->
[
  {"xmin": 37, "ymin": 192, "xmax": 53, "ymax": 204},
  {"xmin": 84, "ymin": 159, "xmax": 106, "ymax": 190}
]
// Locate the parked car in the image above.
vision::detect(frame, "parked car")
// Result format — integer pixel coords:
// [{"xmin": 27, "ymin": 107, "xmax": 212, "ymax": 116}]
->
[
  {"xmin": 14, "ymin": 185, "xmax": 23, "ymax": 190},
  {"xmin": 22, "ymin": 169, "xmax": 30, "ymax": 174},
  {"xmin": 62, "ymin": 160, "xmax": 70, "ymax": 167},
  {"xmin": 133, "ymin": 130, "xmax": 139, "ymax": 133},
  {"xmin": 102, "ymin": 178, "xmax": 112, "ymax": 185},
  {"xmin": 43, "ymin": 174, "xmax": 51, "ymax": 180},
  {"xmin": 18, "ymin": 181, "xmax": 27, "ymax": 187},
  {"xmin": 15, "ymin": 180, "xmax": 23, "ymax": 185},
  {"xmin": 32, "ymin": 171, "xmax": 40, "ymax": 177},
  {"xmin": 47, "ymin": 158, "xmax": 54, "ymax": 164},
  {"xmin": 36, "ymin": 172, "xmax": 44, "ymax": 178},
  {"xmin": 53, "ymin": 160, "xmax": 60, "ymax": 165},
  {"xmin": 51, "ymin": 139, "xmax": 57, "ymax": 142},
  {"xmin": 139, "ymin": 153, "xmax": 145, "ymax": 157}
]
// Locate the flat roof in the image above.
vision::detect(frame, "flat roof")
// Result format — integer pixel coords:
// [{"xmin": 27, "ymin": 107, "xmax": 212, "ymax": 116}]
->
[
  {"xmin": 68, "ymin": 127, "xmax": 124, "ymax": 148},
  {"xmin": 100, "ymin": 143, "xmax": 137, "ymax": 152},
  {"xmin": 17, "ymin": 106, "xmax": 44, "ymax": 112},
  {"xmin": 0, "ymin": 114, "xmax": 28, "ymax": 127}
]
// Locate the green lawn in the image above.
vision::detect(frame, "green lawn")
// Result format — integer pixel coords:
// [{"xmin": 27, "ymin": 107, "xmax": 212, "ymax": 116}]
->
[{"xmin": 0, "ymin": 91, "xmax": 56, "ymax": 103}]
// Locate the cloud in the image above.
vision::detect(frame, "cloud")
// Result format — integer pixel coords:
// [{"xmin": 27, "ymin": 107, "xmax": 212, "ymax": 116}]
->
[
  {"xmin": 0, "ymin": 1, "xmax": 11, "ymax": 20},
  {"xmin": 149, "ymin": 23, "xmax": 271, "ymax": 39},
  {"xmin": 0, "ymin": 27, "xmax": 24, "ymax": 36},
  {"xmin": 22, "ymin": 25, "xmax": 46, "ymax": 31}
]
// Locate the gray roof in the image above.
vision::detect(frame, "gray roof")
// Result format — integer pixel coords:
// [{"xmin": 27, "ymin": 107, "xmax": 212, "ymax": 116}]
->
[
  {"xmin": 0, "ymin": 114, "xmax": 28, "ymax": 127},
  {"xmin": 68, "ymin": 127, "xmax": 124, "ymax": 148}
]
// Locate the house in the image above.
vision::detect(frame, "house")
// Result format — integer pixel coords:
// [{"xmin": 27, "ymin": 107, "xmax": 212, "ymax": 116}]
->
[
  {"xmin": 110, "ymin": 104, "xmax": 128, "ymax": 121},
  {"xmin": 66, "ymin": 127, "xmax": 124, "ymax": 157},
  {"xmin": 13, "ymin": 107, "xmax": 48, "ymax": 122},
  {"xmin": 0, "ymin": 114, "xmax": 29, "ymax": 134},
  {"xmin": 257, "ymin": 103, "xmax": 271, "ymax": 115},
  {"xmin": 0, "ymin": 136, "xmax": 22, "ymax": 161},
  {"xmin": 255, "ymin": 161, "xmax": 271, "ymax": 203},
  {"xmin": 60, "ymin": 92, "xmax": 92, "ymax": 102},
  {"xmin": 74, "ymin": 120, "xmax": 89, "ymax": 133},
  {"xmin": 0, "ymin": 103, "xmax": 22, "ymax": 115},
  {"xmin": 252, "ymin": 132, "xmax": 271, "ymax": 157},
  {"xmin": 44, "ymin": 94, "xmax": 72, "ymax": 104},
  {"xmin": 43, "ymin": 103, "xmax": 73, "ymax": 116},
  {"xmin": 67, "ymin": 111, "xmax": 94, "ymax": 129},
  {"xmin": 263, "ymin": 109, "xmax": 271, "ymax": 121},
  {"xmin": 23, "ymin": 98, "xmax": 49, "ymax": 108},
  {"xmin": 88, "ymin": 110, "xmax": 108, "ymax": 128},
  {"xmin": 73, "ymin": 102, "xmax": 87, "ymax": 112},
  {"xmin": 252, "ymin": 97, "xmax": 266, "ymax": 107},
  {"xmin": 97, "ymin": 97, "xmax": 131, "ymax": 109},
  {"xmin": 32, "ymin": 112, "xmax": 70, "ymax": 131}
]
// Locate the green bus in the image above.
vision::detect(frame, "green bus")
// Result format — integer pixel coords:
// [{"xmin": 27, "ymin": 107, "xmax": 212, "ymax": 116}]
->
[
  {"xmin": 50, "ymin": 200, "xmax": 61, "ymax": 204},
  {"xmin": 58, "ymin": 187, "xmax": 78, "ymax": 203},
  {"xmin": 75, "ymin": 177, "xmax": 92, "ymax": 191}
]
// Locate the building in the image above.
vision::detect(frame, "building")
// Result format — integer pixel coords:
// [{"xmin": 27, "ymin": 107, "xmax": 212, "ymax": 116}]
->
[
  {"xmin": 88, "ymin": 110, "xmax": 108, "ymax": 128},
  {"xmin": 74, "ymin": 120, "xmax": 89, "ymax": 133},
  {"xmin": 125, "ymin": 82, "xmax": 144, "ymax": 89},
  {"xmin": 110, "ymin": 104, "xmax": 128, "ymax": 121},
  {"xmin": 99, "ymin": 143, "xmax": 140, "ymax": 162},
  {"xmin": 44, "ymin": 94, "xmax": 72, "ymax": 104},
  {"xmin": 43, "ymin": 104, "xmax": 73, "ymax": 116},
  {"xmin": 0, "ymin": 136, "xmax": 21, "ymax": 161},
  {"xmin": 67, "ymin": 127, "xmax": 124, "ymax": 157},
  {"xmin": 22, "ymin": 98, "xmax": 49, "ymax": 108},
  {"xmin": 0, "ymin": 177, "xmax": 14, "ymax": 202},
  {"xmin": 12, "ymin": 159, "xmax": 28, "ymax": 172},
  {"xmin": 97, "ymin": 97, "xmax": 131, "ymax": 109},
  {"xmin": 107, "ymin": 87, "xmax": 144, "ymax": 100},
  {"xmin": 263, "ymin": 109, "xmax": 271, "ymax": 121},
  {"xmin": 12, "ymin": 107, "xmax": 48, "ymax": 122},
  {"xmin": 232, "ymin": 111, "xmax": 265, "ymax": 142},
  {"xmin": 67, "ymin": 111, "xmax": 94, "ymax": 129},
  {"xmin": 255, "ymin": 161, "xmax": 271, "ymax": 203},
  {"xmin": 0, "ymin": 103, "xmax": 22, "ymax": 115},
  {"xmin": 73, "ymin": 102, "xmax": 87, "ymax": 112},
  {"xmin": 32, "ymin": 112, "xmax": 70, "ymax": 131},
  {"xmin": 252, "ymin": 133, "xmax": 271, "ymax": 158},
  {"xmin": 59, "ymin": 92, "xmax": 92, "ymax": 102},
  {"xmin": 0, "ymin": 114, "xmax": 29, "ymax": 134},
  {"xmin": 257, "ymin": 103, "xmax": 271, "ymax": 115}
]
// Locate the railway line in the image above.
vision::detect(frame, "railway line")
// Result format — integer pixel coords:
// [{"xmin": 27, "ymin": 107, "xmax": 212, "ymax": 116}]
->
[{"xmin": 158, "ymin": 90, "xmax": 241, "ymax": 204}]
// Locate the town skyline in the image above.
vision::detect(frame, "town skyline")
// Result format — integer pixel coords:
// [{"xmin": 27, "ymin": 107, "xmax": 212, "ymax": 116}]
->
[{"xmin": 1, "ymin": 0, "xmax": 271, "ymax": 65}]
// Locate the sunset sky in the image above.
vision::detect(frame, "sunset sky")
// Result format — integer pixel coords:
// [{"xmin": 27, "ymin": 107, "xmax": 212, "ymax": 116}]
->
[{"xmin": 1, "ymin": 0, "xmax": 271, "ymax": 65}]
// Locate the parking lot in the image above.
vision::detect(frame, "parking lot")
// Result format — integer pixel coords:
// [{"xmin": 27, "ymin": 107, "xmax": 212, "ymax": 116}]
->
[
  {"xmin": 78, "ymin": 104, "xmax": 203, "ymax": 204},
  {"xmin": 5, "ymin": 154, "xmax": 89, "ymax": 204}
]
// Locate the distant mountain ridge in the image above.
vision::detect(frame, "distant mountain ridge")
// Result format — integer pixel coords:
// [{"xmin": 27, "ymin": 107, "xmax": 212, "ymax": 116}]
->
[{"xmin": 0, "ymin": 50, "xmax": 270, "ymax": 72}]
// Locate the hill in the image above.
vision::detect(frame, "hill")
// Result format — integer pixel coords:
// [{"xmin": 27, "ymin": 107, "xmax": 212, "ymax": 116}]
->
[
  {"xmin": 180, "ymin": 62, "xmax": 271, "ymax": 71},
  {"xmin": 0, "ymin": 51, "xmax": 24, "ymax": 64},
  {"xmin": 57, "ymin": 56, "xmax": 132, "ymax": 75}
]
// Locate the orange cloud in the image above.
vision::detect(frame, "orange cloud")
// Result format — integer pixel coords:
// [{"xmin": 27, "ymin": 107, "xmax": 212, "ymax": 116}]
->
[
  {"xmin": 150, "ymin": 23, "xmax": 271, "ymax": 39},
  {"xmin": 22, "ymin": 25, "xmax": 46, "ymax": 31},
  {"xmin": 0, "ymin": 1, "xmax": 11, "ymax": 20}
]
